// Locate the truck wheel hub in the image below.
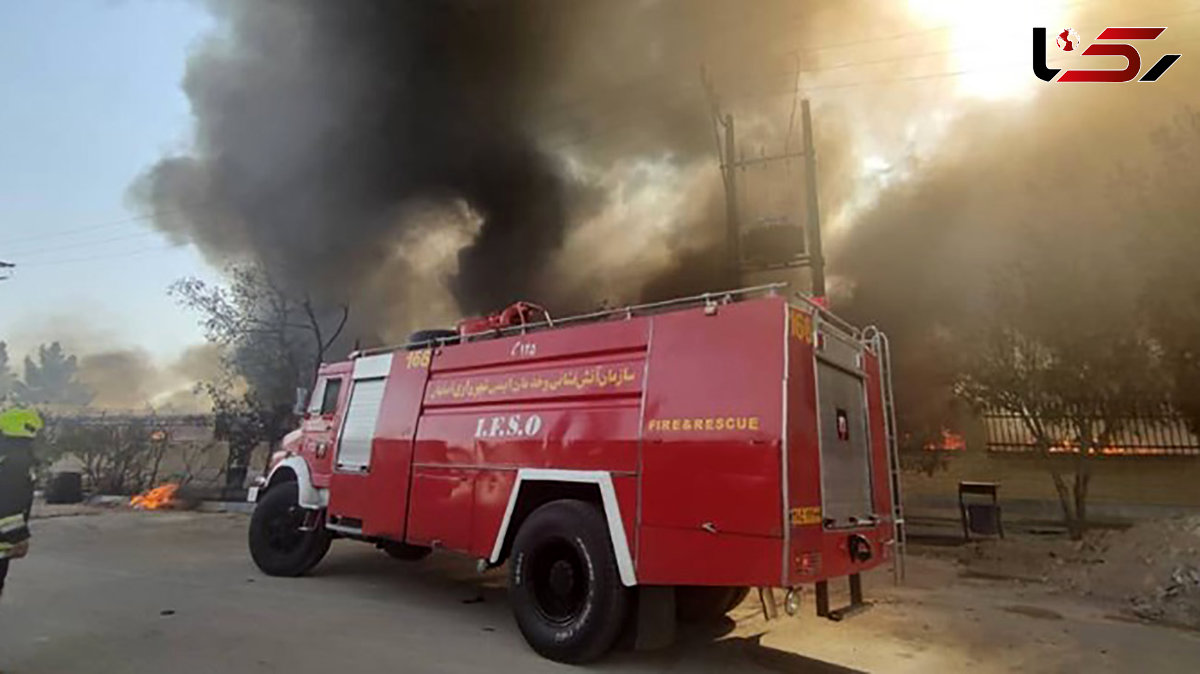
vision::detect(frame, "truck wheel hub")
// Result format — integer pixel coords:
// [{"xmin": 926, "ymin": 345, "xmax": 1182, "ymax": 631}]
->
[
  {"xmin": 530, "ymin": 540, "xmax": 587, "ymax": 624},
  {"xmin": 549, "ymin": 560, "xmax": 576, "ymax": 596},
  {"xmin": 266, "ymin": 505, "xmax": 305, "ymax": 553}
]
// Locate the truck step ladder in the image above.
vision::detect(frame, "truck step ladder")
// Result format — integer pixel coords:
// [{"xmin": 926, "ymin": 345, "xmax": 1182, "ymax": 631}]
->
[{"xmin": 815, "ymin": 573, "xmax": 870, "ymax": 621}]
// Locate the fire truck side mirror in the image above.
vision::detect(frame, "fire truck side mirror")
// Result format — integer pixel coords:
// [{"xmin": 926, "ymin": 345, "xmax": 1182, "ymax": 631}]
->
[{"xmin": 293, "ymin": 387, "xmax": 309, "ymax": 417}]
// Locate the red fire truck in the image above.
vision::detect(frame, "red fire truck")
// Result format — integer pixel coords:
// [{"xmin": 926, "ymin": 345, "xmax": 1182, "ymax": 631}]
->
[{"xmin": 246, "ymin": 284, "xmax": 903, "ymax": 663}]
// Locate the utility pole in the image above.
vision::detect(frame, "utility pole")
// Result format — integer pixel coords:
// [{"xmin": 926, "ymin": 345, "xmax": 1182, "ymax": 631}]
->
[
  {"xmin": 706, "ymin": 92, "xmax": 826, "ymax": 299},
  {"xmin": 703, "ymin": 67, "xmax": 742, "ymax": 287},
  {"xmin": 721, "ymin": 114, "xmax": 739, "ymax": 285},
  {"xmin": 800, "ymin": 100, "xmax": 825, "ymax": 297}
]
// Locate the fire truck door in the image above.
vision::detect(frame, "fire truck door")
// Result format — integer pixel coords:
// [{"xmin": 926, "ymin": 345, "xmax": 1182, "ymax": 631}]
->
[
  {"xmin": 815, "ymin": 328, "xmax": 875, "ymax": 528},
  {"xmin": 299, "ymin": 373, "xmax": 347, "ymax": 481},
  {"xmin": 327, "ymin": 349, "xmax": 430, "ymax": 539},
  {"xmin": 335, "ymin": 377, "xmax": 387, "ymax": 473}
]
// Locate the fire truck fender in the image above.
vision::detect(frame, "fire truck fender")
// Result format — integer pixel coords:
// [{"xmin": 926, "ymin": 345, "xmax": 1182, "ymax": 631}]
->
[
  {"xmin": 264, "ymin": 457, "xmax": 328, "ymax": 509},
  {"xmin": 489, "ymin": 469, "xmax": 636, "ymax": 587}
]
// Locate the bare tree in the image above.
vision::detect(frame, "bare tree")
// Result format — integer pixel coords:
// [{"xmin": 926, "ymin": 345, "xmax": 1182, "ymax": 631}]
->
[
  {"xmin": 177, "ymin": 440, "xmax": 226, "ymax": 489},
  {"xmin": 171, "ymin": 265, "xmax": 350, "ymax": 494},
  {"xmin": 302, "ymin": 294, "xmax": 349, "ymax": 381},
  {"xmin": 52, "ymin": 420, "xmax": 156, "ymax": 495}
]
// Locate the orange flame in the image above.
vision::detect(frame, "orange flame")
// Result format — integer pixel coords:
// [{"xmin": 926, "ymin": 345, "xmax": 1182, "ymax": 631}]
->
[
  {"xmin": 925, "ymin": 429, "xmax": 966, "ymax": 451},
  {"xmin": 131, "ymin": 483, "xmax": 179, "ymax": 510}
]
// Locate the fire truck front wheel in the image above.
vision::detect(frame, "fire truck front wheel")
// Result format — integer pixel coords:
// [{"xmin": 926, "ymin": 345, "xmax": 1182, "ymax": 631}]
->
[
  {"xmin": 509, "ymin": 499, "xmax": 629, "ymax": 663},
  {"xmin": 248, "ymin": 482, "xmax": 331, "ymax": 577}
]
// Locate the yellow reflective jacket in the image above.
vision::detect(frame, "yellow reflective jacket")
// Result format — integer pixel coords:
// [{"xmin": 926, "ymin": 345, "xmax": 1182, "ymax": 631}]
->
[{"xmin": 0, "ymin": 414, "xmax": 37, "ymax": 557}]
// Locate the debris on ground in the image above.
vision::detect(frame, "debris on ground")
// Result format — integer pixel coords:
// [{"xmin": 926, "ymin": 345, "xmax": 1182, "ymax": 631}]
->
[
  {"xmin": 1077, "ymin": 516, "xmax": 1200, "ymax": 628},
  {"xmin": 942, "ymin": 515, "xmax": 1200, "ymax": 629}
]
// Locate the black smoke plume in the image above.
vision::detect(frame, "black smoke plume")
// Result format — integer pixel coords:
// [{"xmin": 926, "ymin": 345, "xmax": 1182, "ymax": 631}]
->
[
  {"xmin": 135, "ymin": 1, "xmax": 578, "ymax": 319},
  {"xmin": 132, "ymin": 0, "xmax": 841, "ymax": 343}
]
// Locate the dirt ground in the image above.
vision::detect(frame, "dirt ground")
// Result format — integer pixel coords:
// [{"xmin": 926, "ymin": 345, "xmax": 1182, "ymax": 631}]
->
[
  {"xmin": 1, "ymin": 510, "xmax": 1198, "ymax": 673},
  {"xmin": 918, "ymin": 515, "xmax": 1200, "ymax": 631}
]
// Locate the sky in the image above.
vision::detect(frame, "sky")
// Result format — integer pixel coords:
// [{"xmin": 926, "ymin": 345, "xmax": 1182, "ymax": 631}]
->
[
  {"xmin": 0, "ymin": 0, "xmax": 1174, "ymax": 371},
  {"xmin": 0, "ymin": 0, "xmax": 214, "ymax": 363}
]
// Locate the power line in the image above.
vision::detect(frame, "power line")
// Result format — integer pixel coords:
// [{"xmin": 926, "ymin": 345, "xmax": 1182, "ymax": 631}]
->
[
  {"xmin": 542, "ymin": 5, "xmax": 1200, "ymax": 154},
  {"xmin": 17, "ymin": 243, "xmax": 183, "ymax": 268},
  {"xmin": 4, "ymin": 229, "xmax": 170, "ymax": 258},
  {"xmin": 533, "ymin": 0, "xmax": 1198, "ymax": 145},
  {"xmin": 0, "ymin": 210, "xmax": 163, "ymax": 246},
  {"xmin": 0, "ymin": 199, "xmax": 217, "ymax": 248},
  {"xmin": 528, "ymin": 0, "xmax": 1107, "ymax": 133}
]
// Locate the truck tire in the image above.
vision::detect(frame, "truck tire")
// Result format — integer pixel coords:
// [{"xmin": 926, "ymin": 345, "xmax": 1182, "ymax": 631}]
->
[
  {"xmin": 380, "ymin": 541, "xmax": 432, "ymax": 561},
  {"xmin": 248, "ymin": 482, "xmax": 331, "ymax": 577},
  {"xmin": 725, "ymin": 586, "xmax": 751, "ymax": 612},
  {"xmin": 676, "ymin": 586, "xmax": 749, "ymax": 623},
  {"xmin": 509, "ymin": 500, "xmax": 629, "ymax": 663}
]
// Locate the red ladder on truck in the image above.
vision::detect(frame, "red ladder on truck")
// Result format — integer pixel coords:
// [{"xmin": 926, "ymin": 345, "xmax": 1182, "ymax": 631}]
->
[{"xmin": 863, "ymin": 326, "xmax": 905, "ymax": 582}]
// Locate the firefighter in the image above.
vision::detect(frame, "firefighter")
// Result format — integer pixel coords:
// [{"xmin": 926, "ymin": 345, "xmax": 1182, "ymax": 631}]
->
[{"xmin": 0, "ymin": 406, "xmax": 42, "ymax": 601}]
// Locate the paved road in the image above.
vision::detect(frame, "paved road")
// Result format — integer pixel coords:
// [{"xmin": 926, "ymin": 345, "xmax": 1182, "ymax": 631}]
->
[
  {"xmin": 1, "ymin": 511, "xmax": 1198, "ymax": 673},
  {"xmin": 0, "ymin": 511, "xmax": 840, "ymax": 674}
]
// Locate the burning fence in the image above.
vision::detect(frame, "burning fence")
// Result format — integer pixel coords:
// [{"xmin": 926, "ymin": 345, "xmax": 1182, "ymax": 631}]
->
[
  {"xmin": 984, "ymin": 407, "xmax": 1200, "ymax": 457},
  {"xmin": 925, "ymin": 429, "xmax": 967, "ymax": 452}
]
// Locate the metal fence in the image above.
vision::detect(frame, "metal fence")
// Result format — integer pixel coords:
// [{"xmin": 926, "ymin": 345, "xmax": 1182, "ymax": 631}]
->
[{"xmin": 984, "ymin": 406, "xmax": 1200, "ymax": 457}]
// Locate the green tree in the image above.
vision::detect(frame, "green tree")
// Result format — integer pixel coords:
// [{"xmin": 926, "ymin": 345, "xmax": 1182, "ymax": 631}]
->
[
  {"xmin": 15, "ymin": 342, "xmax": 92, "ymax": 406},
  {"xmin": 955, "ymin": 230, "xmax": 1165, "ymax": 540},
  {"xmin": 0, "ymin": 341, "xmax": 16, "ymax": 402},
  {"xmin": 1134, "ymin": 109, "xmax": 1200, "ymax": 434}
]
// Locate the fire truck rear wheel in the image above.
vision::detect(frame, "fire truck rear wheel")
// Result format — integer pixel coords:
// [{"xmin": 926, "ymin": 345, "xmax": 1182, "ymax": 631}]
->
[
  {"xmin": 248, "ymin": 482, "xmax": 331, "ymax": 577},
  {"xmin": 675, "ymin": 586, "xmax": 750, "ymax": 623},
  {"xmin": 509, "ymin": 499, "xmax": 629, "ymax": 663}
]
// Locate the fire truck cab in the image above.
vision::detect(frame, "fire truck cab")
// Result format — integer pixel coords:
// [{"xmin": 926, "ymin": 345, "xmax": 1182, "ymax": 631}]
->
[{"xmin": 247, "ymin": 284, "xmax": 902, "ymax": 663}]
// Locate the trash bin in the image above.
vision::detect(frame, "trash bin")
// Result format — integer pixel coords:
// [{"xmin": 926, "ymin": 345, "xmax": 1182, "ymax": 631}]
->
[
  {"xmin": 958, "ymin": 481, "xmax": 1004, "ymax": 540},
  {"xmin": 965, "ymin": 503, "xmax": 1000, "ymax": 536},
  {"xmin": 45, "ymin": 472, "xmax": 84, "ymax": 504}
]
